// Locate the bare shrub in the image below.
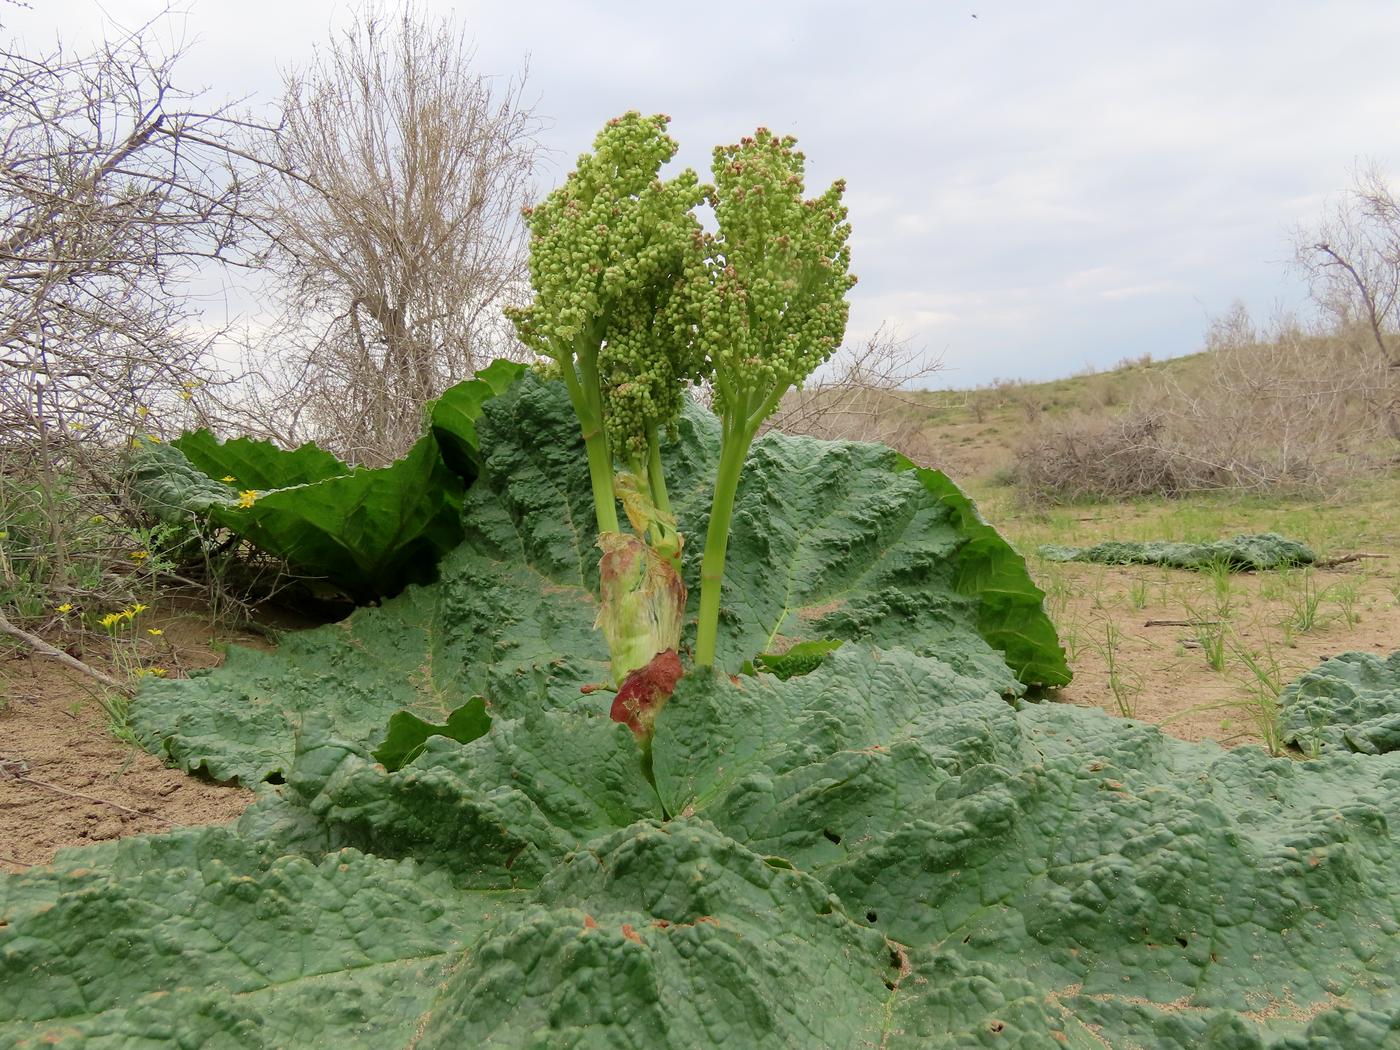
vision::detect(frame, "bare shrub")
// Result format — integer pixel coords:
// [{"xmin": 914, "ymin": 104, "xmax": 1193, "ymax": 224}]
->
[
  {"xmin": 0, "ymin": 16, "xmax": 270, "ymax": 621},
  {"xmin": 760, "ymin": 324, "xmax": 941, "ymax": 462},
  {"xmin": 1015, "ymin": 412, "xmax": 1185, "ymax": 503},
  {"xmin": 233, "ymin": 6, "xmax": 541, "ymax": 464},
  {"xmin": 0, "ymin": 20, "xmax": 259, "ymax": 451},
  {"xmin": 1015, "ymin": 309, "xmax": 1380, "ymax": 503}
]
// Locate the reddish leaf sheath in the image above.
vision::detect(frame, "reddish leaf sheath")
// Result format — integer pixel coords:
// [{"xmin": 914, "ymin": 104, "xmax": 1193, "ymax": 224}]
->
[{"xmin": 609, "ymin": 648, "xmax": 683, "ymax": 735}]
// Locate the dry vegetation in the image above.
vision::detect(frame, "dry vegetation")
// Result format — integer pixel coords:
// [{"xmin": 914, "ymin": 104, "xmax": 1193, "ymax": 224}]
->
[
  {"xmin": 1013, "ymin": 313, "xmax": 1394, "ymax": 502},
  {"xmin": 760, "ymin": 323, "xmax": 941, "ymax": 458},
  {"xmin": 225, "ymin": 11, "xmax": 541, "ymax": 464}
]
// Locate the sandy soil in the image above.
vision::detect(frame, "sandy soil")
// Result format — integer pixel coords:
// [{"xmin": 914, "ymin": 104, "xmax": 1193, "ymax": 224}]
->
[
  {"xmin": 1035, "ymin": 561, "xmax": 1400, "ymax": 749},
  {"xmin": 0, "ymin": 613, "xmax": 257, "ymax": 874}
]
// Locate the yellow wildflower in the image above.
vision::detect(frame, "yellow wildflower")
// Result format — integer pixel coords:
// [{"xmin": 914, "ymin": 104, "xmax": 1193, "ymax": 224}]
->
[
  {"xmin": 148, "ymin": 667, "xmax": 168, "ymax": 677},
  {"xmin": 130, "ymin": 551, "xmax": 149, "ymax": 562},
  {"xmin": 146, "ymin": 434, "xmax": 161, "ymax": 443},
  {"xmin": 90, "ymin": 515, "xmax": 105, "ymax": 524},
  {"xmin": 130, "ymin": 437, "xmax": 143, "ymax": 449},
  {"xmin": 221, "ymin": 475, "xmax": 236, "ymax": 484},
  {"xmin": 180, "ymin": 390, "xmax": 193, "ymax": 401},
  {"xmin": 147, "ymin": 627, "xmax": 163, "ymax": 636},
  {"xmin": 69, "ymin": 421, "xmax": 86, "ymax": 431},
  {"xmin": 98, "ymin": 612, "xmax": 122, "ymax": 630},
  {"xmin": 136, "ymin": 406, "xmax": 149, "ymax": 418},
  {"xmin": 238, "ymin": 490, "xmax": 259, "ymax": 508},
  {"xmin": 56, "ymin": 602, "xmax": 74, "ymax": 614},
  {"xmin": 128, "ymin": 603, "xmax": 148, "ymax": 615}
]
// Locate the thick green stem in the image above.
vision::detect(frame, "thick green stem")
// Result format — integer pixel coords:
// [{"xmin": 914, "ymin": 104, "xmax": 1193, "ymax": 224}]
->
[
  {"xmin": 583, "ymin": 431, "xmax": 620, "ymax": 534},
  {"xmin": 645, "ymin": 426, "xmax": 683, "ymax": 568},
  {"xmin": 748, "ymin": 386, "xmax": 788, "ymax": 437},
  {"xmin": 694, "ymin": 419, "xmax": 755, "ymax": 668},
  {"xmin": 559, "ymin": 353, "xmax": 619, "ymax": 535},
  {"xmin": 646, "ymin": 425, "xmax": 673, "ymax": 523}
]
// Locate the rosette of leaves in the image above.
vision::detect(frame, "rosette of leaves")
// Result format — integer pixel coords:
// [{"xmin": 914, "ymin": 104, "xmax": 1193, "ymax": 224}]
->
[
  {"xmin": 7, "ymin": 643, "xmax": 1400, "ymax": 1047},
  {"xmin": 127, "ymin": 374, "xmax": 1068, "ymax": 786}
]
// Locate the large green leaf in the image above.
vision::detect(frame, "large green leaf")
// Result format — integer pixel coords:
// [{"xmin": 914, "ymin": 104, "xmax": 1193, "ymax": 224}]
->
[
  {"xmin": 416, "ymin": 816, "xmax": 898, "ymax": 1048},
  {"xmin": 236, "ymin": 708, "xmax": 660, "ymax": 883},
  {"xmin": 656, "ymin": 649, "xmax": 1400, "ymax": 1043},
  {"xmin": 145, "ymin": 435, "xmax": 465, "ymax": 604},
  {"xmin": 0, "ymin": 827, "xmax": 518, "ymax": 1049},
  {"xmin": 201, "ymin": 430, "xmax": 466, "ymax": 601},
  {"xmin": 131, "ymin": 374, "xmax": 1065, "ymax": 785},
  {"xmin": 16, "ymin": 648, "xmax": 1400, "ymax": 1046},
  {"xmin": 1280, "ymin": 649, "xmax": 1400, "ymax": 755},
  {"xmin": 126, "ymin": 441, "xmax": 239, "ymax": 525},
  {"xmin": 50, "ymin": 374, "xmax": 1400, "ymax": 1045},
  {"xmin": 430, "ymin": 357, "xmax": 530, "ymax": 477},
  {"xmin": 172, "ymin": 430, "xmax": 348, "ymax": 490},
  {"xmin": 129, "ymin": 498, "xmax": 611, "ymax": 783},
  {"xmin": 126, "ymin": 367, "xmax": 528, "ymax": 602},
  {"xmin": 900, "ymin": 456, "xmax": 1070, "ymax": 686},
  {"xmin": 1038, "ymin": 533, "xmax": 1316, "ymax": 571}
]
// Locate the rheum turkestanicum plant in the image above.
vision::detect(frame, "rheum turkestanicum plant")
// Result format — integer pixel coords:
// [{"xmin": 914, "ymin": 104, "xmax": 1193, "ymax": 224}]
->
[
  {"xmin": 509, "ymin": 112, "xmax": 855, "ymax": 728},
  {"xmin": 505, "ymin": 113, "xmax": 706, "ymax": 697}
]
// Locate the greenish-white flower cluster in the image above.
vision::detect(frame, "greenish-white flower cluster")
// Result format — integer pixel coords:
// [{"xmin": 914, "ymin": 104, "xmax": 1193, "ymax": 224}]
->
[
  {"xmin": 688, "ymin": 129, "xmax": 855, "ymax": 667},
  {"xmin": 506, "ymin": 113, "xmax": 706, "ymax": 474},
  {"xmin": 693, "ymin": 129, "xmax": 856, "ymax": 431},
  {"xmin": 508, "ymin": 111, "xmax": 856, "ymax": 681}
]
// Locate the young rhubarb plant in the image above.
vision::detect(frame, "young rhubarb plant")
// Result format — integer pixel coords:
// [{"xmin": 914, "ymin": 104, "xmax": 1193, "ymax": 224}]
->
[
  {"xmin": 506, "ymin": 113, "xmax": 706, "ymax": 686},
  {"xmin": 687, "ymin": 129, "xmax": 857, "ymax": 667}
]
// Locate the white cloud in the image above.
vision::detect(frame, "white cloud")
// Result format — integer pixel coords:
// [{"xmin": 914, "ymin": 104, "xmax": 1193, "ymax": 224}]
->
[{"xmin": 11, "ymin": 0, "xmax": 1400, "ymax": 385}]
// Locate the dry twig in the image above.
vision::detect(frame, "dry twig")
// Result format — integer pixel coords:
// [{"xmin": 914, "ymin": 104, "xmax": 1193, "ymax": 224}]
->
[
  {"xmin": 1, "ymin": 765, "xmax": 172, "ymax": 824},
  {"xmin": 0, "ymin": 610, "xmax": 129, "ymax": 692}
]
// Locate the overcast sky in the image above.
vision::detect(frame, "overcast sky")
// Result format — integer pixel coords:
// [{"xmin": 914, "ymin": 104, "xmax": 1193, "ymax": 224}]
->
[{"xmin": 9, "ymin": 1, "xmax": 1400, "ymax": 387}]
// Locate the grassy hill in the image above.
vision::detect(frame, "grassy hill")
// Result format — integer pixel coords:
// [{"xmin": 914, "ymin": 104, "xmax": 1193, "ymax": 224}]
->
[{"xmin": 852, "ymin": 350, "xmax": 1211, "ymax": 484}]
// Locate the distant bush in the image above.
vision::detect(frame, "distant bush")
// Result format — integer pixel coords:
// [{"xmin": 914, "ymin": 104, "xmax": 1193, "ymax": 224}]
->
[
  {"xmin": 1014, "ymin": 411, "xmax": 1185, "ymax": 502},
  {"xmin": 759, "ymin": 324, "xmax": 941, "ymax": 462},
  {"xmin": 1014, "ymin": 308, "xmax": 1387, "ymax": 503}
]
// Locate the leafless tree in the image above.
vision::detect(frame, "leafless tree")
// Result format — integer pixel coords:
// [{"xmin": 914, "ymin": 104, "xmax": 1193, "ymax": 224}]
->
[
  {"xmin": 760, "ymin": 324, "xmax": 942, "ymax": 461},
  {"xmin": 1296, "ymin": 163, "xmax": 1400, "ymax": 440},
  {"xmin": 0, "ymin": 18, "xmax": 263, "ymax": 453},
  {"xmin": 245, "ymin": 6, "xmax": 541, "ymax": 464},
  {"xmin": 0, "ymin": 14, "xmax": 272, "ymax": 610},
  {"xmin": 1297, "ymin": 165, "xmax": 1400, "ymax": 362}
]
